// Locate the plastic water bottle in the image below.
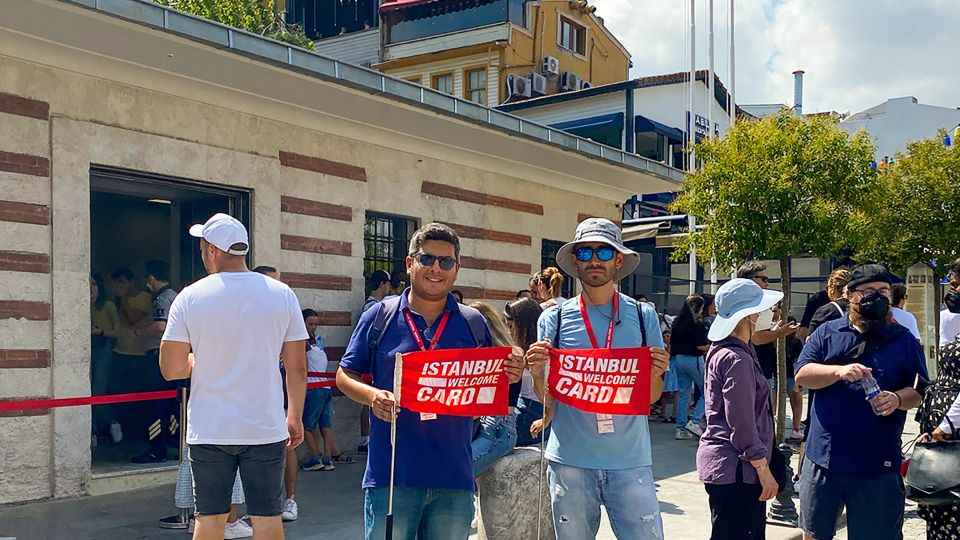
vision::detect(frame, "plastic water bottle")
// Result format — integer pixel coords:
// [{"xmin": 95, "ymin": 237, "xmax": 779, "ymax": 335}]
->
[{"xmin": 861, "ymin": 374, "xmax": 883, "ymax": 415}]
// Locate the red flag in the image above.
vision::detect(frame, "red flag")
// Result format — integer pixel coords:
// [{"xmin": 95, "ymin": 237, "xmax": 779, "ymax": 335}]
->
[
  {"xmin": 548, "ymin": 347, "xmax": 653, "ymax": 415},
  {"xmin": 398, "ymin": 347, "xmax": 513, "ymax": 417}
]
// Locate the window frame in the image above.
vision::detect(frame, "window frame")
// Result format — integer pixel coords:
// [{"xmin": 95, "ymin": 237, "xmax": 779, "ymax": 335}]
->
[
  {"xmin": 557, "ymin": 14, "xmax": 587, "ymax": 57},
  {"xmin": 431, "ymin": 72, "xmax": 455, "ymax": 95},
  {"xmin": 463, "ymin": 66, "xmax": 488, "ymax": 105},
  {"xmin": 363, "ymin": 212, "xmax": 419, "ymax": 295}
]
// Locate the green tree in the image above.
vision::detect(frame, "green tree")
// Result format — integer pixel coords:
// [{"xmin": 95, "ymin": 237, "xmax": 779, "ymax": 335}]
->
[
  {"xmin": 670, "ymin": 110, "xmax": 878, "ymax": 442},
  {"xmin": 155, "ymin": 0, "xmax": 314, "ymax": 50},
  {"xmin": 857, "ymin": 131, "xmax": 960, "ymax": 278}
]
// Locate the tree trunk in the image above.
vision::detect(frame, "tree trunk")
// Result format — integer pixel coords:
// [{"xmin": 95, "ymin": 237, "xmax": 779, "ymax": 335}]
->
[{"xmin": 775, "ymin": 257, "xmax": 791, "ymax": 445}]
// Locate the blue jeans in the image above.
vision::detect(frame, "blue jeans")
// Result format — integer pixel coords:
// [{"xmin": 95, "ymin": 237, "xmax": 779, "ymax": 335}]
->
[
  {"xmin": 674, "ymin": 354, "xmax": 705, "ymax": 429},
  {"xmin": 364, "ymin": 487, "xmax": 473, "ymax": 540},
  {"xmin": 515, "ymin": 396, "xmax": 550, "ymax": 446},
  {"xmin": 472, "ymin": 413, "xmax": 518, "ymax": 476},
  {"xmin": 547, "ymin": 462, "xmax": 663, "ymax": 539}
]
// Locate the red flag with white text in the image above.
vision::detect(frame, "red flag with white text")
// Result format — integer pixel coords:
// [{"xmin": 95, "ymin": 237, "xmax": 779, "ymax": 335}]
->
[
  {"xmin": 398, "ymin": 347, "xmax": 512, "ymax": 417},
  {"xmin": 548, "ymin": 347, "xmax": 652, "ymax": 415}
]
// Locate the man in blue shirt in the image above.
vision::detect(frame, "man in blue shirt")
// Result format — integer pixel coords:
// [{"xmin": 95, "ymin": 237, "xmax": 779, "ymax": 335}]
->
[
  {"xmin": 336, "ymin": 222, "xmax": 522, "ymax": 540},
  {"xmin": 526, "ymin": 218, "xmax": 670, "ymax": 540},
  {"xmin": 795, "ymin": 264, "xmax": 927, "ymax": 540}
]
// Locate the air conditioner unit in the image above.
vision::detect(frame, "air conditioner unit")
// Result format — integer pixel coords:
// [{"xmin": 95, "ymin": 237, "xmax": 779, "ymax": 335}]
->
[
  {"xmin": 541, "ymin": 56, "xmax": 560, "ymax": 76},
  {"xmin": 578, "ymin": 80, "xmax": 592, "ymax": 90},
  {"xmin": 561, "ymin": 71, "xmax": 581, "ymax": 92},
  {"xmin": 506, "ymin": 74, "xmax": 531, "ymax": 98},
  {"xmin": 531, "ymin": 73, "xmax": 547, "ymax": 96}
]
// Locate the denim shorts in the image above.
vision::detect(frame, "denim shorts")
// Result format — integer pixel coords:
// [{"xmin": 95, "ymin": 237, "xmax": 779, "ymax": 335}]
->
[
  {"xmin": 303, "ymin": 388, "xmax": 333, "ymax": 430},
  {"xmin": 189, "ymin": 441, "xmax": 286, "ymax": 516},
  {"xmin": 798, "ymin": 458, "xmax": 905, "ymax": 539}
]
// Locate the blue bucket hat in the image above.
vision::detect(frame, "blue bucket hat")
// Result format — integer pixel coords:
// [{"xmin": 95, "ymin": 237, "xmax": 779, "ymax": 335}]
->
[{"xmin": 708, "ymin": 278, "xmax": 784, "ymax": 341}]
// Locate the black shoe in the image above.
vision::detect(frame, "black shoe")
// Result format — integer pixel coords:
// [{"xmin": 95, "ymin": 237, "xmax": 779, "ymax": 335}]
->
[
  {"xmin": 131, "ymin": 450, "xmax": 167, "ymax": 464},
  {"xmin": 357, "ymin": 444, "xmax": 368, "ymax": 454}
]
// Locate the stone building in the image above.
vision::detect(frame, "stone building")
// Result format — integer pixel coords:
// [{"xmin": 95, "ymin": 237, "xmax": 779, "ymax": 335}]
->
[{"xmin": 0, "ymin": 0, "xmax": 680, "ymax": 504}]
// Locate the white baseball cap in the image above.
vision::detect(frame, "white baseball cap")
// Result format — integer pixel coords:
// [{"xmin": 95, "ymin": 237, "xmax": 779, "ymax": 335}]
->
[{"xmin": 188, "ymin": 213, "xmax": 249, "ymax": 256}]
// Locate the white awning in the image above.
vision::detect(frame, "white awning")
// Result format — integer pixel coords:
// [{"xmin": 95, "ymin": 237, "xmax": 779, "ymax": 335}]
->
[{"xmin": 622, "ymin": 222, "xmax": 664, "ymax": 242}]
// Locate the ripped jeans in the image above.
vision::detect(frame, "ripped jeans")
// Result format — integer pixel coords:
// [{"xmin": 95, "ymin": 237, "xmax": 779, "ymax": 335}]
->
[{"xmin": 547, "ymin": 461, "xmax": 663, "ymax": 540}]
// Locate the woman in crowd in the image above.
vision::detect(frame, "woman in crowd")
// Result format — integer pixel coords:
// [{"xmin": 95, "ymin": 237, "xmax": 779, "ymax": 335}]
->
[
  {"xmin": 300, "ymin": 309, "xmax": 354, "ymax": 472},
  {"xmin": 698, "ymin": 278, "xmax": 782, "ymax": 540},
  {"xmin": 90, "ymin": 272, "xmax": 120, "ymax": 445},
  {"xmin": 659, "ymin": 327, "xmax": 680, "ymax": 424},
  {"xmin": 504, "ymin": 298, "xmax": 548, "ymax": 446},
  {"xmin": 671, "ymin": 294, "xmax": 711, "ymax": 440},
  {"xmin": 530, "ymin": 267, "xmax": 565, "ymax": 309},
  {"xmin": 470, "ymin": 302, "xmax": 524, "ymax": 474},
  {"xmin": 807, "ymin": 268, "xmax": 853, "ymax": 335},
  {"xmin": 916, "ymin": 278, "xmax": 960, "ymax": 539}
]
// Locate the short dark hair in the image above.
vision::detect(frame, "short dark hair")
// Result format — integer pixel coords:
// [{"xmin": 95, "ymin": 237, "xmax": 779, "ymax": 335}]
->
[
  {"xmin": 408, "ymin": 222, "xmax": 460, "ymax": 260},
  {"xmin": 111, "ymin": 268, "xmax": 134, "ymax": 281},
  {"xmin": 369, "ymin": 270, "xmax": 391, "ymax": 289},
  {"xmin": 253, "ymin": 265, "xmax": 277, "ymax": 275},
  {"xmin": 516, "ymin": 289, "xmax": 532, "ymax": 299},
  {"xmin": 737, "ymin": 261, "xmax": 767, "ymax": 279},
  {"xmin": 891, "ymin": 282, "xmax": 907, "ymax": 305},
  {"xmin": 635, "ymin": 294, "xmax": 648, "ymax": 302},
  {"xmin": 390, "ymin": 271, "xmax": 404, "ymax": 290},
  {"xmin": 144, "ymin": 260, "xmax": 170, "ymax": 283},
  {"xmin": 451, "ymin": 289, "xmax": 464, "ymax": 302}
]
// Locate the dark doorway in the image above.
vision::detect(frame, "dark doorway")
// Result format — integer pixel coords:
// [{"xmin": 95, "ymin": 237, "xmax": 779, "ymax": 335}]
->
[{"xmin": 89, "ymin": 167, "xmax": 249, "ymax": 474}]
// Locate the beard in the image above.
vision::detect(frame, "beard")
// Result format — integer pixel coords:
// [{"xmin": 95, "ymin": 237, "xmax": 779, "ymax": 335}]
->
[
  {"xmin": 577, "ymin": 264, "xmax": 617, "ymax": 288},
  {"xmin": 848, "ymin": 304, "xmax": 890, "ymax": 333}
]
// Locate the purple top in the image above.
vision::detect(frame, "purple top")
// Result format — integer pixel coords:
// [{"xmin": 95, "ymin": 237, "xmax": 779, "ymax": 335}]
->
[{"xmin": 696, "ymin": 336, "xmax": 774, "ymax": 485}]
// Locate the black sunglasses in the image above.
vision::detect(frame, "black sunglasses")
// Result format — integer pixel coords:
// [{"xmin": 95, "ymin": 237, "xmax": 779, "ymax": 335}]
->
[
  {"xmin": 575, "ymin": 246, "xmax": 616, "ymax": 262},
  {"xmin": 412, "ymin": 252, "xmax": 457, "ymax": 270}
]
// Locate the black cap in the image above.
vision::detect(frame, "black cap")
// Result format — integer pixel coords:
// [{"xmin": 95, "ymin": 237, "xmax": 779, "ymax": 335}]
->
[
  {"xmin": 369, "ymin": 270, "xmax": 391, "ymax": 288},
  {"xmin": 845, "ymin": 264, "xmax": 892, "ymax": 291}
]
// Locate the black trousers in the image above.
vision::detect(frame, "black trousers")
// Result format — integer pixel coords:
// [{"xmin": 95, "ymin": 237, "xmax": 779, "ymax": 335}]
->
[
  {"xmin": 704, "ymin": 477, "xmax": 767, "ymax": 540},
  {"xmin": 144, "ymin": 349, "xmax": 178, "ymax": 456}
]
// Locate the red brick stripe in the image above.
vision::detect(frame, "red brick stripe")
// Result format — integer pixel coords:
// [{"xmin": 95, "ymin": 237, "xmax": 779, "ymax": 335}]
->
[
  {"xmin": 442, "ymin": 222, "xmax": 531, "ymax": 246},
  {"xmin": 280, "ymin": 195, "xmax": 353, "ymax": 222},
  {"xmin": 460, "ymin": 256, "xmax": 531, "ymax": 275},
  {"xmin": 0, "ymin": 397, "xmax": 49, "ymax": 417},
  {"xmin": 0, "ymin": 251, "xmax": 50, "ymax": 273},
  {"xmin": 316, "ymin": 311, "xmax": 352, "ymax": 327},
  {"xmin": 458, "ymin": 286, "xmax": 518, "ymax": 301},
  {"xmin": 0, "ymin": 151, "xmax": 49, "ymax": 177},
  {"xmin": 421, "ymin": 182, "xmax": 544, "ymax": 215},
  {"xmin": 0, "ymin": 300, "xmax": 50, "ymax": 321},
  {"xmin": 283, "ymin": 273, "xmax": 352, "ymax": 291},
  {"xmin": 0, "ymin": 349, "xmax": 50, "ymax": 369},
  {"xmin": 0, "ymin": 200, "xmax": 49, "ymax": 225},
  {"xmin": 279, "ymin": 151, "xmax": 367, "ymax": 182},
  {"xmin": 281, "ymin": 234, "xmax": 351, "ymax": 257},
  {"xmin": 0, "ymin": 92, "xmax": 49, "ymax": 120}
]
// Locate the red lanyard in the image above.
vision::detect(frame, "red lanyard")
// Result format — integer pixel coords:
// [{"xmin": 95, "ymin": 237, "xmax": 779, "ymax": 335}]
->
[
  {"xmin": 402, "ymin": 308, "xmax": 451, "ymax": 351},
  {"xmin": 579, "ymin": 293, "xmax": 619, "ymax": 349}
]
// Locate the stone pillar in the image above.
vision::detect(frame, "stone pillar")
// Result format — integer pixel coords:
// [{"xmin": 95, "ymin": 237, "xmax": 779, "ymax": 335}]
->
[
  {"xmin": 906, "ymin": 263, "xmax": 938, "ymax": 378},
  {"xmin": 476, "ymin": 447, "xmax": 555, "ymax": 540}
]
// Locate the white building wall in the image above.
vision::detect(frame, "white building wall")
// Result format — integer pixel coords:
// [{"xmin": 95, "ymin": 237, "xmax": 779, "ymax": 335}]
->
[
  {"xmin": 507, "ymin": 91, "xmax": 626, "ymax": 127},
  {"xmin": 839, "ymin": 96, "xmax": 960, "ymax": 161},
  {"xmin": 632, "ymin": 83, "xmax": 731, "ymax": 139}
]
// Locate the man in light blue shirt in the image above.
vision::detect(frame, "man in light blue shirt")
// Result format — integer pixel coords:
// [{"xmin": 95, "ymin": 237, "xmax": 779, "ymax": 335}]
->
[{"xmin": 527, "ymin": 218, "xmax": 669, "ymax": 540}]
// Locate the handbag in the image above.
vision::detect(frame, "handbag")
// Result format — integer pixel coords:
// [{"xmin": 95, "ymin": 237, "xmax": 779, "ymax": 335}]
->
[{"xmin": 905, "ymin": 417, "xmax": 960, "ymax": 505}]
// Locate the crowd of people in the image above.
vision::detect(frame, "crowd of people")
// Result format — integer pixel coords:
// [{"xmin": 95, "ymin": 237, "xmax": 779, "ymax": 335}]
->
[{"xmin": 101, "ymin": 209, "xmax": 960, "ymax": 540}]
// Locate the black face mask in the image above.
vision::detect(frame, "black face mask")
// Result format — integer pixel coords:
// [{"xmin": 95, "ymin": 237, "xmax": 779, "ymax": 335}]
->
[
  {"xmin": 857, "ymin": 292, "xmax": 890, "ymax": 321},
  {"xmin": 945, "ymin": 288, "xmax": 960, "ymax": 314}
]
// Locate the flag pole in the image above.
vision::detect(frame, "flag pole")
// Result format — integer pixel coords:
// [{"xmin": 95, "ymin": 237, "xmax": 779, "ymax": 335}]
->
[
  {"xmin": 387, "ymin": 352, "xmax": 403, "ymax": 540},
  {"xmin": 535, "ymin": 342, "xmax": 550, "ymax": 539}
]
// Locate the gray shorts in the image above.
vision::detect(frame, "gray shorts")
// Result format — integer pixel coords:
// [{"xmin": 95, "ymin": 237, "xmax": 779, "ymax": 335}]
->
[
  {"xmin": 798, "ymin": 458, "xmax": 905, "ymax": 540},
  {"xmin": 189, "ymin": 441, "xmax": 286, "ymax": 517}
]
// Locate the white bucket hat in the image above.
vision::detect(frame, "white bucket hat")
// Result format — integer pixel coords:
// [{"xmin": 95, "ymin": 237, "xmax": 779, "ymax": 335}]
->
[
  {"xmin": 556, "ymin": 218, "xmax": 640, "ymax": 281},
  {"xmin": 708, "ymin": 278, "xmax": 783, "ymax": 342}
]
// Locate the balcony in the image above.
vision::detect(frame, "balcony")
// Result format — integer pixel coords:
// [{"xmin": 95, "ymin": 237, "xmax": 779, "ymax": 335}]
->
[{"xmin": 382, "ymin": 0, "xmax": 527, "ymax": 45}]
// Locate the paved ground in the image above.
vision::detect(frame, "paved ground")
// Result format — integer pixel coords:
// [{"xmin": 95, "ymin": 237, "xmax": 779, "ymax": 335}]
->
[{"xmin": 0, "ymin": 414, "xmax": 927, "ymax": 539}]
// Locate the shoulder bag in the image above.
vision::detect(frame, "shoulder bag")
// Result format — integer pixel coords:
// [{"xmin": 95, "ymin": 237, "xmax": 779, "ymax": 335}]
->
[{"xmin": 905, "ymin": 417, "xmax": 960, "ymax": 505}]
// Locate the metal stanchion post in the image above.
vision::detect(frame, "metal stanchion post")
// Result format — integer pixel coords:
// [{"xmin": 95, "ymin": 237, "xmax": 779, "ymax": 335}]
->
[
  {"xmin": 159, "ymin": 384, "xmax": 191, "ymax": 529},
  {"xmin": 767, "ymin": 443, "xmax": 799, "ymax": 526}
]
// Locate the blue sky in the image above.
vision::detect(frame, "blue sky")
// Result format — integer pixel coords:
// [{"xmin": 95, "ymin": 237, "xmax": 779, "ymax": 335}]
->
[{"xmin": 593, "ymin": 0, "xmax": 959, "ymax": 114}]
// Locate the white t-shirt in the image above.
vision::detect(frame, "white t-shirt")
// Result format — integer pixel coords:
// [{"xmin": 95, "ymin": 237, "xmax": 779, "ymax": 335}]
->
[
  {"xmin": 941, "ymin": 309, "xmax": 960, "ymax": 347},
  {"xmin": 306, "ymin": 343, "xmax": 329, "ymax": 384},
  {"xmin": 163, "ymin": 271, "xmax": 308, "ymax": 445},
  {"xmin": 891, "ymin": 307, "xmax": 921, "ymax": 341}
]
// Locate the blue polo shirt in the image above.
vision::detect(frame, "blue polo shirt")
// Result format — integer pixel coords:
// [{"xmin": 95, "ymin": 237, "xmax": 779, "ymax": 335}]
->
[
  {"xmin": 538, "ymin": 294, "xmax": 664, "ymax": 470},
  {"xmin": 796, "ymin": 317, "xmax": 927, "ymax": 476},
  {"xmin": 339, "ymin": 291, "xmax": 492, "ymax": 491}
]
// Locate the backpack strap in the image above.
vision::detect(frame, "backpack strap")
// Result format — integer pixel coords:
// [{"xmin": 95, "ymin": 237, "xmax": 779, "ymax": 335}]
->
[
  {"xmin": 367, "ymin": 296, "xmax": 403, "ymax": 362},
  {"xmin": 634, "ymin": 297, "xmax": 649, "ymax": 347},
  {"xmin": 553, "ymin": 300, "xmax": 565, "ymax": 346},
  {"xmin": 831, "ymin": 301, "xmax": 844, "ymax": 317},
  {"xmin": 458, "ymin": 304, "xmax": 488, "ymax": 348}
]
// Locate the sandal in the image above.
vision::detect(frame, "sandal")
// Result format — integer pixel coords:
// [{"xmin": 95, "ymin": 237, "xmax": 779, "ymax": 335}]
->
[{"xmin": 331, "ymin": 452, "xmax": 356, "ymax": 464}]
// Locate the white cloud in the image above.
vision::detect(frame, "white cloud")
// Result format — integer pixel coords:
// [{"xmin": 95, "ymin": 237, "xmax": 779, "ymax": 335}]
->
[{"xmin": 592, "ymin": 0, "xmax": 960, "ymax": 114}]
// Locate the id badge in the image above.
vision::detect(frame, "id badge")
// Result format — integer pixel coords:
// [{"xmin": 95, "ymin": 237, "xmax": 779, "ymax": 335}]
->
[
  {"xmin": 597, "ymin": 413, "xmax": 615, "ymax": 434},
  {"xmin": 420, "ymin": 412, "xmax": 437, "ymax": 421}
]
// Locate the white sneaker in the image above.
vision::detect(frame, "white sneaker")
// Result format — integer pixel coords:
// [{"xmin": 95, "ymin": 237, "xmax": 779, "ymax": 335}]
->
[
  {"xmin": 110, "ymin": 421, "xmax": 123, "ymax": 443},
  {"xmin": 281, "ymin": 498, "xmax": 298, "ymax": 521},
  {"xmin": 685, "ymin": 420, "xmax": 704, "ymax": 437},
  {"xmin": 224, "ymin": 519, "xmax": 254, "ymax": 539},
  {"xmin": 675, "ymin": 428, "xmax": 693, "ymax": 440}
]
